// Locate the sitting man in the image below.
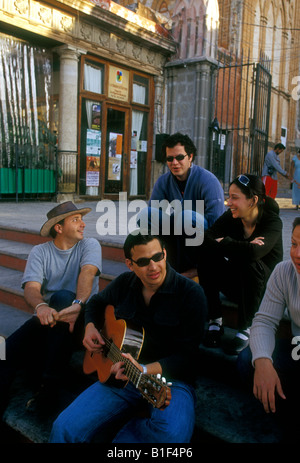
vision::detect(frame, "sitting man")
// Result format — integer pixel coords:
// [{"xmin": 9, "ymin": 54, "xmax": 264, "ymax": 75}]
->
[
  {"xmin": 50, "ymin": 232, "xmax": 207, "ymax": 443},
  {"xmin": 0, "ymin": 201, "xmax": 102, "ymax": 418},
  {"xmin": 138, "ymin": 132, "xmax": 225, "ymax": 273}
]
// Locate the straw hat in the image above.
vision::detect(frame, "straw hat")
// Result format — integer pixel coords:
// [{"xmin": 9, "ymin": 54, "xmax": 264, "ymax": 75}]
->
[{"xmin": 40, "ymin": 201, "xmax": 91, "ymax": 237}]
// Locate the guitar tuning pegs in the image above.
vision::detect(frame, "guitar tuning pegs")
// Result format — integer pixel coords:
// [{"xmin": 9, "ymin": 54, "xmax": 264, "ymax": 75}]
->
[
  {"xmin": 162, "ymin": 377, "xmax": 166, "ymax": 383},
  {"xmin": 167, "ymin": 382, "xmax": 172, "ymax": 387},
  {"xmin": 156, "ymin": 373, "xmax": 161, "ymax": 379}
]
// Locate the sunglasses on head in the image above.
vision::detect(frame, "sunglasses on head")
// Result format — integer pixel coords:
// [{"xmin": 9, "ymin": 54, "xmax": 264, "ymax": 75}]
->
[
  {"xmin": 237, "ymin": 174, "xmax": 250, "ymax": 187},
  {"xmin": 166, "ymin": 154, "xmax": 188, "ymax": 162},
  {"xmin": 130, "ymin": 251, "xmax": 165, "ymax": 267}
]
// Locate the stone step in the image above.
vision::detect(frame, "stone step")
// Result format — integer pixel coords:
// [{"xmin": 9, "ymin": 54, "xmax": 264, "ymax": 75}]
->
[
  {"xmin": 0, "ymin": 302, "xmax": 31, "ymax": 338},
  {"xmin": 0, "ymin": 257, "xmax": 128, "ymax": 313},
  {"xmin": 0, "ymin": 227, "xmax": 125, "ymax": 262}
]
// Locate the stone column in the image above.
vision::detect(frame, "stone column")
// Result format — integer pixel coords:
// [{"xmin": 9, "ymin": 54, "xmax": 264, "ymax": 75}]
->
[
  {"xmin": 153, "ymin": 74, "xmax": 164, "ymax": 136},
  {"xmin": 193, "ymin": 60, "xmax": 218, "ymax": 169},
  {"xmin": 54, "ymin": 45, "xmax": 86, "ymax": 195}
]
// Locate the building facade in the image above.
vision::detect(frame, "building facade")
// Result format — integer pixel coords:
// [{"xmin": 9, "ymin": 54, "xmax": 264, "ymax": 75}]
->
[
  {"xmin": 0, "ymin": 0, "xmax": 176, "ymax": 200},
  {"xmin": 0, "ymin": 0, "xmax": 299, "ymax": 200}
]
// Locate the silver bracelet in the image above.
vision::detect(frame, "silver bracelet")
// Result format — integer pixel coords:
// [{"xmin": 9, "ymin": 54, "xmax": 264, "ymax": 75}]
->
[
  {"xmin": 140, "ymin": 364, "xmax": 147, "ymax": 375},
  {"xmin": 34, "ymin": 302, "xmax": 48, "ymax": 313}
]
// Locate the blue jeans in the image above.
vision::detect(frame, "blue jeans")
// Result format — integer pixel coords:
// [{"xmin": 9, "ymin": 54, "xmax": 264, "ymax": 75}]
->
[
  {"xmin": 49, "ymin": 380, "xmax": 196, "ymax": 443},
  {"xmin": 0, "ymin": 290, "xmax": 83, "ymax": 417},
  {"xmin": 237, "ymin": 340, "xmax": 300, "ymax": 437}
]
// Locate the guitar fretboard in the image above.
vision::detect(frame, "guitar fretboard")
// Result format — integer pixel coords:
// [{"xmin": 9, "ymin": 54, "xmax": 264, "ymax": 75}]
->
[{"xmin": 101, "ymin": 331, "xmax": 142, "ymax": 386}]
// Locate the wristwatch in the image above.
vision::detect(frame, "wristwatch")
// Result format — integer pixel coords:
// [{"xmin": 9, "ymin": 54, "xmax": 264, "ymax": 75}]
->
[{"xmin": 72, "ymin": 299, "xmax": 84, "ymax": 308}]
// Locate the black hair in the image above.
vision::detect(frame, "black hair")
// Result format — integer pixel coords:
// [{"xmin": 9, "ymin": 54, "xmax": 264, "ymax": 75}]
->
[
  {"xmin": 123, "ymin": 232, "xmax": 165, "ymax": 259},
  {"xmin": 274, "ymin": 143, "xmax": 285, "ymax": 150},
  {"xmin": 49, "ymin": 218, "xmax": 65, "ymax": 239},
  {"xmin": 162, "ymin": 132, "xmax": 197, "ymax": 159},
  {"xmin": 292, "ymin": 217, "xmax": 300, "ymax": 232},
  {"xmin": 230, "ymin": 173, "xmax": 279, "ymax": 216}
]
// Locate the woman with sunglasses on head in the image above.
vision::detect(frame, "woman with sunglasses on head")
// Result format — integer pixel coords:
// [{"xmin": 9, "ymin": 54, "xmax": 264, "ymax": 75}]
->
[{"xmin": 197, "ymin": 174, "xmax": 283, "ymax": 355}]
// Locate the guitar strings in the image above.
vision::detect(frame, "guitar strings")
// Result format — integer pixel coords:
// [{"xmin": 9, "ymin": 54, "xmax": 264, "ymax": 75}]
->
[
  {"xmin": 100, "ymin": 331, "xmax": 142, "ymax": 385},
  {"xmin": 99, "ymin": 330, "xmax": 165, "ymax": 407}
]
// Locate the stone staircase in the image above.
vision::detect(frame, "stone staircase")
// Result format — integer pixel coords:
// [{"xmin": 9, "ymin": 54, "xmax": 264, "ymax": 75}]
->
[
  {"xmin": 0, "ymin": 227, "xmax": 128, "ymax": 336},
  {"xmin": 0, "ymin": 226, "xmax": 284, "ymax": 443}
]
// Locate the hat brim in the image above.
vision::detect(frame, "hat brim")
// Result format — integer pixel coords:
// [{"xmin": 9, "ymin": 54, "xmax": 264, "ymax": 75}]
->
[{"xmin": 40, "ymin": 207, "xmax": 92, "ymax": 237}]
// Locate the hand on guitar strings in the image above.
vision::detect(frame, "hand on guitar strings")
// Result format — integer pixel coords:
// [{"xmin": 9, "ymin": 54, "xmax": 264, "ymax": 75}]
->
[{"xmin": 82, "ymin": 322, "xmax": 105, "ymax": 353}]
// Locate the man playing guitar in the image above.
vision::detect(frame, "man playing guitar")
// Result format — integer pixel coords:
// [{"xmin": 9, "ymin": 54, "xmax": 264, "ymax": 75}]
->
[{"xmin": 50, "ymin": 232, "xmax": 207, "ymax": 443}]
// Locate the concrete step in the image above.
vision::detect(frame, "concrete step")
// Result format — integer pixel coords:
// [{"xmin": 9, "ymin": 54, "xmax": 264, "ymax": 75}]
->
[
  {"xmin": 0, "ymin": 257, "xmax": 128, "ymax": 313},
  {"xmin": 0, "ymin": 302, "xmax": 31, "ymax": 338},
  {"xmin": 0, "ymin": 227, "xmax": 125, "ymax": 262}
]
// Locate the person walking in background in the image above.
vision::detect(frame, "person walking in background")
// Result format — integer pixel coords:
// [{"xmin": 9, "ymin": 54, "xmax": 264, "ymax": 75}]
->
[
  {"xmin": 290, "ymin": 148, "xmax": 300, "ymax": 210},
  {"xmin": 261, "ymin": 143, "xmax": 291, "ymax": 199}
]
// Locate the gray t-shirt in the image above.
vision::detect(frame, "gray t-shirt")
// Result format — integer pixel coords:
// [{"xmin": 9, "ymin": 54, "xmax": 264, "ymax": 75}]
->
[{"xmin": 21, "ymin": 238, "xmax": 102, "ymax": 303}]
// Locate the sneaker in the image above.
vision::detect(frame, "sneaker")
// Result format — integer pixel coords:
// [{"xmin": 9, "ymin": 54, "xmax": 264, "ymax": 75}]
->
[
  {"xmin": 203, "ymin": 323, "xmax": 224, "ymax": 348},
  {"xmin": 26, "ymin": 384, "xmax": 59, "ymax": 416},
  {"xmin": 223, "ymin": 332, "xmax": 249, "ymax": 355}
]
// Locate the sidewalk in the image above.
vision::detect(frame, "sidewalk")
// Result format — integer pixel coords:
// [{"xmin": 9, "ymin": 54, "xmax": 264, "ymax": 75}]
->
[{"xmin": 0, "ymin": 196, "xmax": 298, "ymax": 260}]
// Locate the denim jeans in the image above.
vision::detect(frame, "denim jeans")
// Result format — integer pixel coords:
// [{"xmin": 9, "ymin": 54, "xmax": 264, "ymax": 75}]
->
[
  {"xmin": 237, "ymin": 340, "xmax": 300, "ymax": 440},
  {"xmin": 0, "ymin": 290, "xmax": 83, "ymax": 417},
  {"xmin": 49, "ymin": 380, "xmax": 196, "ymax": 443}
]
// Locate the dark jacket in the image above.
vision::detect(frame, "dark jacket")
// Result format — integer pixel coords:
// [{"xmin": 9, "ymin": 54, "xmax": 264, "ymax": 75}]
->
[
  {"xmin": 203, "ymin": 199, "xmax": 283, "ymax": 272},
  {"xmin": 85, "ymin": 264, "xmax": 207, "ymax": 384}
]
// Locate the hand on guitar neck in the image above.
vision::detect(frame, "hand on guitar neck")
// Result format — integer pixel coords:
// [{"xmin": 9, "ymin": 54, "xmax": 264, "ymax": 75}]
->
[
  {"xmin": 82, "ymin": 306, "xmax": 172, "ymax": 409},
  {"xmin": 111, "ymin": 352, "xmax": 172, "ymax": 410}
]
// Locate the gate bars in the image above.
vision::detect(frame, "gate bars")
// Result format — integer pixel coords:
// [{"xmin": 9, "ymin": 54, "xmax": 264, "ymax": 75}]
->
[{"xmin": 210, "ymin": 49, "xmax": 272, "ymax": 192}]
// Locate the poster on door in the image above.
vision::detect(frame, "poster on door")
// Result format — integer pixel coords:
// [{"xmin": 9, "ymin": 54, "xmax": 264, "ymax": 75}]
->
[
  {"xmin": 86, "ymin": 129, "xmax": 101, "ymax": 156},
  {"xmin": 108, "ymin": 132, "xmax": 122, "ymax": 180},
  {"xmin": 86, "ymin": 129, "xmax": 101, "ymax": 186}
]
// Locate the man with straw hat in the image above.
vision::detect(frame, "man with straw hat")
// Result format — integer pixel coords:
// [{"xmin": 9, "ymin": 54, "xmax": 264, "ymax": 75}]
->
[{"xmin": 0, "ymin": 201, "xmax": 102, "ymax": 418}]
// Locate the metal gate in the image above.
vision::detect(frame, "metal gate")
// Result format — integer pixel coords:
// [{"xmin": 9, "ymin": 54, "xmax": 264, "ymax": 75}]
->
[
  {"xmin": 0, "ymin": 34, "xmax": 58, "ymax": 202},
  {"xmin": 210, "ymin": 50, "xmax": 272, "ymax": 192}
]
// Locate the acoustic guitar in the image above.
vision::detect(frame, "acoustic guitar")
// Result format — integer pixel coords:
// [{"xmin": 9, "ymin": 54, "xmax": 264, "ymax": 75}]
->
[{"xmin": 83, "ymin": 305, "xmax": 170, "ymax": 409}]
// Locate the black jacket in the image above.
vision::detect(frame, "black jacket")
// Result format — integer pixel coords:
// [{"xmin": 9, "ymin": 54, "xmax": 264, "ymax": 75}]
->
[
  {"xmin": 203, "ymin": 201, "xmax": 283, "ymax": 273},
  {"xmin": 84, "ymin": 264, "xmax": 207, "ymax": 384}
]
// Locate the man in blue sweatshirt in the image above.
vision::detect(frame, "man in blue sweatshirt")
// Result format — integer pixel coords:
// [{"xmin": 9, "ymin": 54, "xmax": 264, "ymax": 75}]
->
[{"xmin": 138, "ymin": 132, "xmax": 225, "ymax": 272}]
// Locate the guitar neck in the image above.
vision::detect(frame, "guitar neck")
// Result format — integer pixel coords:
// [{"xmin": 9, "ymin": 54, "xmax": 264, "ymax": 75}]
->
[{"xmin": 102, "ymin": 333, "xmax": 142, "ymax": 387}]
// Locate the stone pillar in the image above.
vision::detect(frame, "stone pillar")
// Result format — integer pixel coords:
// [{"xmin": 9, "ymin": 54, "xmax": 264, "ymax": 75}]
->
[
  {"xmin": 54, "ymin": 45, "xmax": 86, "ymax": 195},
  {"xmin": 151, "ymin": 74, "xmax": 167, "ymax": 190},
  {"xmin": 195, "ymin": 62, "xmax": 211, "ymax": 168},
  {"xmin": 153, "ymin": 74, "xmax": 164, "ymax": 136}
]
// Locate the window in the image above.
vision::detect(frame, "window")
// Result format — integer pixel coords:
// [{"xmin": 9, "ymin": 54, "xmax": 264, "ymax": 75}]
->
[
  {"xmin": 84, "ymin": 61, "xmax": 104, "ymax": 94},
  {"xmin": 132, "ymin": 74, "xmax": 149, "ymax": 105}
]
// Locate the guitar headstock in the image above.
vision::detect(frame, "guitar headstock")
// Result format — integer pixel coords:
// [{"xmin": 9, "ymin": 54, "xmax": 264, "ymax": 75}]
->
[{"xmin": 138, "ymin": 374, "xmax": 171, "ymax": 409}]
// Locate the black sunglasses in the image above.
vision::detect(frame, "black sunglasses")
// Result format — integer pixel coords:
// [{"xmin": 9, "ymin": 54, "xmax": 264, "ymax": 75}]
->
[
  {"xmin": 166, "ymin": 154, "xmax": 188, "ymax": 162},
  {"xmin": 237, "ymin": 174, "xmax": 250, "ymax": 187},
  {"xmin": 130, "ymin": 251, "xmax": 165, "ymax": 267}
]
